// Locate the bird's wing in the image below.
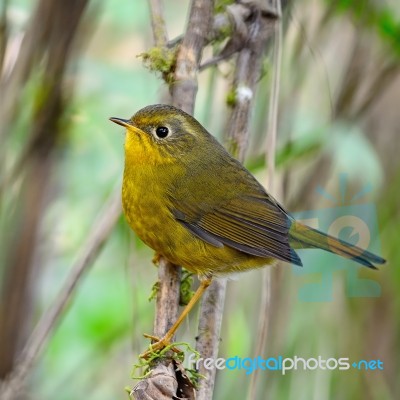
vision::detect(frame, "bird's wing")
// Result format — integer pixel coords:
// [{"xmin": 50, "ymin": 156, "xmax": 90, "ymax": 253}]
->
[{"xmin": 170, "ymin": 193, "xmax": 302, "ymax": 266}]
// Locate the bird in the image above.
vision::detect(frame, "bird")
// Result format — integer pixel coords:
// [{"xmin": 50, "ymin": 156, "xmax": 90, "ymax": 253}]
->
[{"xmin": 110, "ymin": 104, "xmax": 385, "ymax": 356}]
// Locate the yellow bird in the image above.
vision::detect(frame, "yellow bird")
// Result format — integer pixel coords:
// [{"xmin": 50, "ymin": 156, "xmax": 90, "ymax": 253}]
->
[{"xmin": 110, "ymin": 104, "xmax": 385, "ymax": 355}]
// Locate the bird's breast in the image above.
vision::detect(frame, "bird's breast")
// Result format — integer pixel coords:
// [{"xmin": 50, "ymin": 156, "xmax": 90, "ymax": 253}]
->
[{"xmin": 122, "ymin": 167, "xmax": 172, "ymax": 251}]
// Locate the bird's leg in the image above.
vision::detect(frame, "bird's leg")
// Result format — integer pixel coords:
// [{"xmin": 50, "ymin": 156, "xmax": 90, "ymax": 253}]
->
[{"xmin": 140, "ymin": 277, "xmax": 212, "ymax": 359}]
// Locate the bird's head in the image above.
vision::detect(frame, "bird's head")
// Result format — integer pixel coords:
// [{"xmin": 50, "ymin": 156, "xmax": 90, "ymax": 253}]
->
[{"xmin": 110, "ymin": 104, "xmax": 210, "ymax": 166}]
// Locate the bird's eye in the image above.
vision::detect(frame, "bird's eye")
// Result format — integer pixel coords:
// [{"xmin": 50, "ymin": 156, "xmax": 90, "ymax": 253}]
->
[{"xmin": 155, "ymin": 126, "xmax": 169, "ymax": 139}]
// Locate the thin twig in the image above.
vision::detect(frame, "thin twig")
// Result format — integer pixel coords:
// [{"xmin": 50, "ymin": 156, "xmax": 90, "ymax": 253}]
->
[
  {"xmin": 0, "ymin": 188, "xmax": 122, "ymax": 400},
  {"xmin": 247, "ymin": 1, "xmax": 283, "ymax": 399}
]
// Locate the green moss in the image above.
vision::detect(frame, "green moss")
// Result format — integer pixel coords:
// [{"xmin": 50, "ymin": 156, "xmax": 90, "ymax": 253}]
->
[{"xmin": 138, "ymin": 46, "xmax": 177, "ymax": 84}]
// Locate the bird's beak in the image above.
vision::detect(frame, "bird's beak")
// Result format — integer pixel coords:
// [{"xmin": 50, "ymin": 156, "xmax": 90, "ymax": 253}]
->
[{"xmin": 109, "ymin": 117, "xmax": 131, "ymax": 127}]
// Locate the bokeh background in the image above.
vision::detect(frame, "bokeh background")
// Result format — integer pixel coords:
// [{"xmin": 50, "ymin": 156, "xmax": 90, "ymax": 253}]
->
[{"xmin": 1, "ymin": 0, "xmax": 399, "ymax": 399}]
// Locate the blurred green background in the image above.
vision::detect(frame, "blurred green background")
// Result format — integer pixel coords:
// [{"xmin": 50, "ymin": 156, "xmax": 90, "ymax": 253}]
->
[{"xmin": 1, "ymin": 0, "xmax": 399, "ymax": 399}]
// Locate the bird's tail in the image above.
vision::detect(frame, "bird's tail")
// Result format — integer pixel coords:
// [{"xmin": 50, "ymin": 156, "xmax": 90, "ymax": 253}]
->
[{"xmin": 289, "ymin": 221, "xmax": 385, "ymax": 269}]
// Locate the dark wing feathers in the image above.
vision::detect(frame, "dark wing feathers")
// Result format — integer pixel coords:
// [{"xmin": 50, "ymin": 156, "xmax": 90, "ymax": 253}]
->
[
  {"xmin": 171, "ymin": 194, "xmax": 302, "ymax": 266},
  {"xmin": 177, "ymin": 219, "xmax": 224, "ymax": 248}
]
